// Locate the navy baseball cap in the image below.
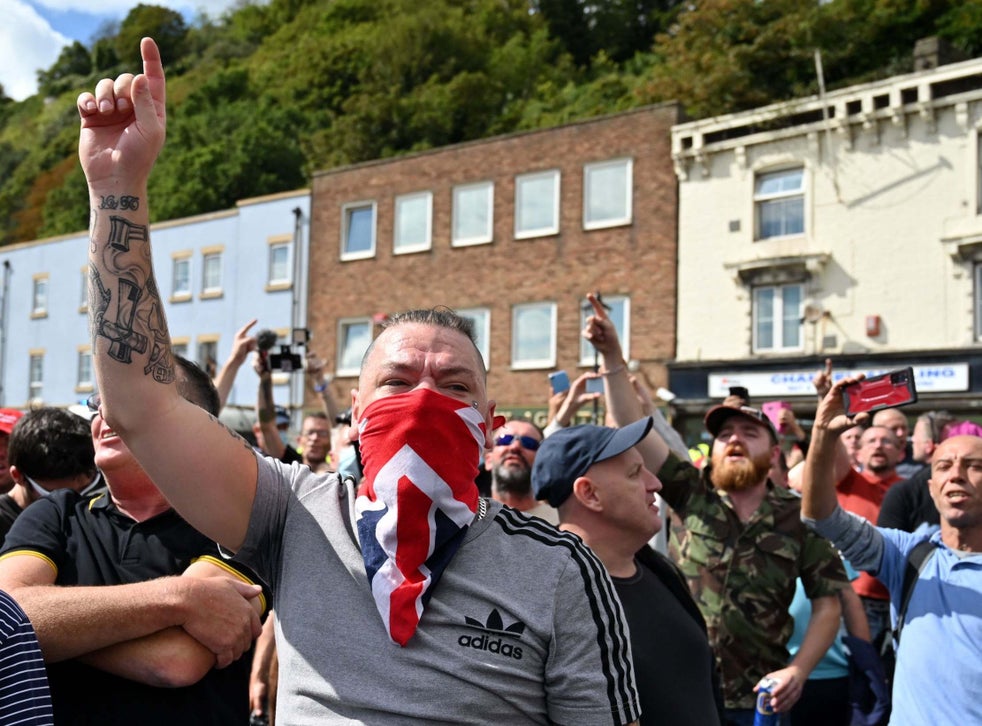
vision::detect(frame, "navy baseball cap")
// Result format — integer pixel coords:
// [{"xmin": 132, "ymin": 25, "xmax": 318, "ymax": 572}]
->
[
  {"xmin": 274, "ymin": 406, "xmax": 291, "ymax": 428},
  {"xmin": 704, "ymin": 405, "xmax": 778, "ymax": 443},
  {"xmin": 532, "ymin": 417, "xmax": 654, "ymax": 508}
]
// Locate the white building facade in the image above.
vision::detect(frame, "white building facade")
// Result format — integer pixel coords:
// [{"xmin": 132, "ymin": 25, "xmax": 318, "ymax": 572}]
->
[
  {"xmin": 0, "ymin": 189, "xmax": 311, "ymax": 430},
  {"xmin": 670, "ymin": 56, "xmax": 982, "ymax": 431}
]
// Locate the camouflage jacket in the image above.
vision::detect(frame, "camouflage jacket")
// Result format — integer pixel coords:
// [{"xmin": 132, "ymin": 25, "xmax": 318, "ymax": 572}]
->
[{"xmin": 657, "ymin": 453, "xmax": 848, "ymax": 709}]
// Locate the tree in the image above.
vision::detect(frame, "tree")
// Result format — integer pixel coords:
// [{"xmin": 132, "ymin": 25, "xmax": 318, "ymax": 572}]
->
[
  {"xmin": 36, "ymin": 42, "xmax": 93, "ymax": 97},
  {"xmin": 115, "ymin": 5, "xmax": 188, "ymax": 67}
]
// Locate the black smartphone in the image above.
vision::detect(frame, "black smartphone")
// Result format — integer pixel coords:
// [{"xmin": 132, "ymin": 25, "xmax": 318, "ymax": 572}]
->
[{"xmin": 843, "ymin": 367, "xmax": 918, "ymax": 416}]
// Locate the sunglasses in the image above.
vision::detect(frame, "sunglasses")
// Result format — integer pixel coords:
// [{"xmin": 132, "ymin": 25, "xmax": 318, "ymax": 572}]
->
[
  {"xmin": 494, "ymin": 434, "xmax": 540, "ymax": 451},
  {"xmin": 86, "ymin": 393, "xmax": 101, "ymax": 412}
]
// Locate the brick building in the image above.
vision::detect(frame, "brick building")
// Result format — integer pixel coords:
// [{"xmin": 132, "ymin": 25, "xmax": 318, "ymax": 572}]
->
[{"xmin": 306, "ymin": 104, "xmax": 681, "ymax": 422}]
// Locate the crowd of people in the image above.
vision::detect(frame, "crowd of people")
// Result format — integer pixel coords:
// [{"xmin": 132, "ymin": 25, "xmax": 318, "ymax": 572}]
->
[{"xmin": 0, "ymin": 36, "xmax": 977, "ymax": 726}]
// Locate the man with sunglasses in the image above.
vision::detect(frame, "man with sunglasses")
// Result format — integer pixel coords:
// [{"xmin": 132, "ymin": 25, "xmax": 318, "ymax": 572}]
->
[
  {"xmin": 0, "ymin": 360, "xmax": 270, "ymax": 724},
  {"xmin": 486, "ymin": 420, "xmax": 558, "ymax": 524}
]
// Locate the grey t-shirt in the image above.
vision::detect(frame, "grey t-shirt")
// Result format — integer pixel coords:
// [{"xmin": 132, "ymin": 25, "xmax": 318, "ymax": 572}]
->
[{"xmin": 236, "ymin": 453, "xmax": 639, "ymax": 725}]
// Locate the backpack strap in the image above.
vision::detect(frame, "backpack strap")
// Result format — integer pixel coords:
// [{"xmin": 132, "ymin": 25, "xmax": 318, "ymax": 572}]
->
[{"xmin": 893, "ymin": 538, "xmax": 937, "ymax": 646}]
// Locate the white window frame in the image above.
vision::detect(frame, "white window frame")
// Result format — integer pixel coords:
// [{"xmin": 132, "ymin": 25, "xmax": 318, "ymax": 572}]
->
[
  {"xmin": 201, "ymin": 247, "xmax": 224, "ymax": 298},
  {"xmin": 337, "ymin": 317, "xmax": 373, "ymax": 377},
  {"xmin": 754, "ymin": 167, "xmax": 805, "ymax": 240},
  {"xmin": 268, "ymin": 238, "xmax": 293, "ymax": 287},
  {"xmin": 457, "ymin": 307, "xmax": 491, "ymax": 370},
  {"xmin": 975, "ymin": 264, "xmax": 982, "ymax": 340},
  {"xmin": 452, "ymin": 181, "xmax": 494, "ymax": 247},
  {"xmin": 31, "ymin": 275, "xmax": 48, "ymax": 317},
  {"xmin": 341, "ymin": 201, "xmax": 377, "ymax": 261},
  {"xmin": 583, "ymin": 158, "xmax": 633, "ymax": 230},
  {"xmin": 394, "ymin": 191, "xmax": 433, "ymax": 254},
  {"xmin": 511, "ymin": 302, "xmax": 557, "ymax": 369},
  {"xmin": 76, "ymin": 348, "xmax": 93, "ymax": 390},
  {"xmin": 79, "ymin": 267, "xmax": 88, "ymax": 312},
  {"xmin": 171, "ymin": 252, "xmax": 191, "ymax": 302},
  {"xmin": 197, "ymin": 337, "xmax": 219, "ymax": 378},
  {"xmin": 752, "ymin": 283, "xmax": 804, "ymax": 353},
  {"xmin": 579, "ymin": 295, "xmax": 630, "ymax": 365},
  {"xmin": 515, "ymin": 170, "xmax": 560, "ymax": 239},
  {"xmin": 28, "ymin": 352, "xmax": 43, "ymax": 402}
]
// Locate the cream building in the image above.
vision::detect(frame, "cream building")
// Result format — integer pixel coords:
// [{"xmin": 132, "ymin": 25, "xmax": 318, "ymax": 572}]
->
[{"xmin": 669, "ymin": 52, "xmax": 982, "ymax": 432}]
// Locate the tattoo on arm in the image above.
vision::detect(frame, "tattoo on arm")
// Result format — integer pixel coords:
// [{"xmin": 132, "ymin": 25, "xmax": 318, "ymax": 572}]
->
[{"xmin": 208, "ymin": 413, "xmax": 256, "ymax": 454}]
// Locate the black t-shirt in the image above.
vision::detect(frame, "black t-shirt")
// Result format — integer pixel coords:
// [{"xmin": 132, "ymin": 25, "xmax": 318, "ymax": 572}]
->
[
  {"xmin": 877, "ymin": 466, "xmax": 939, "ymax": 532},
  {"xmin": 0, "ymin": 495, "xmax": 22, "ymax": 546},
  {"xmin": 613, "ymin": 550, "xmax": 723, "ymax": 726},
  {"xmin": 0, "ymin": 489, "xmax": 267, "ymax": 725}
]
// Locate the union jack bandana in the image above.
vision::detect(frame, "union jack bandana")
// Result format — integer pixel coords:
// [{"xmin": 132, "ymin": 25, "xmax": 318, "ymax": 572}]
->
[{"xmin": 355, "ymin": 388, "xmax": 488, "ymax": 646}]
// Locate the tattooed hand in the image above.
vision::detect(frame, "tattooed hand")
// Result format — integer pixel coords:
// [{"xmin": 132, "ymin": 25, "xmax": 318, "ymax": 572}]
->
[{"xmin": 77, "ymin": 38, "xmax": 167, "ymax": 189}]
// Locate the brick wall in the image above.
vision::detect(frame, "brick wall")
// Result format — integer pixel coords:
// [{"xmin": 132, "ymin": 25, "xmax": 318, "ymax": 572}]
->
[{"xmin": 307, "ymin": 104, "xmax": 680, "ymax": 412}]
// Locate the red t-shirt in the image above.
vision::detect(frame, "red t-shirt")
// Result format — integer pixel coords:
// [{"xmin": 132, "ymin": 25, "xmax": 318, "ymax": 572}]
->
[{"xmin": 836, "ymin": 468, "xmax": 901, "ymax": 600}]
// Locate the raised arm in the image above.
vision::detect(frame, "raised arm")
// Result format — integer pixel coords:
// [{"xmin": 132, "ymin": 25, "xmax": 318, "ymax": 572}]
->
[
  {"xmin": 582, "ymin": 292, "xmax": 669, "ymax": 471},
  {"xmin": 213, "ymin": 319, "xmax": 258, "ymax": 411},
  {"xmin": 79, "ymin": 38, "xmax": 257, "ymax": 550},
  {"xmin": 255, "ymin": 354, "xmax": 286, "ymax": 460},
  {"xmin": 801, "ymin": 375, "xmax": 868, "ymax": 520}
]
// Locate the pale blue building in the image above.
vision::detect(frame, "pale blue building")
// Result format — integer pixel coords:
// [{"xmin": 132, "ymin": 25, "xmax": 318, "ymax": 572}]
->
[{"xmin": 0, "ymin": 188, "xmax": 311, "ymax": 431}]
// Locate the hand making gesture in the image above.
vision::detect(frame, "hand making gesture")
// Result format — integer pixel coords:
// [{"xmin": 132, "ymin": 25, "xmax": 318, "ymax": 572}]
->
[{"xmin": 78, "ymin": 37, "xmax": 166, "ymax": 188}]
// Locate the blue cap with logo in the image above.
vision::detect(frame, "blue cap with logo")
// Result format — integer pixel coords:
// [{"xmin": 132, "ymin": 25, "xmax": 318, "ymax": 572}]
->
[{"xmin": 532, "ymin": 417, "xmax": 654, "ymax": 508}]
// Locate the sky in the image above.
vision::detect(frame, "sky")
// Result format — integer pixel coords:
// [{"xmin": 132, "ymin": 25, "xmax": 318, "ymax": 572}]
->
[{"xmin": 0, "ymin": 0, "xmax": 242, "ymax": 101}]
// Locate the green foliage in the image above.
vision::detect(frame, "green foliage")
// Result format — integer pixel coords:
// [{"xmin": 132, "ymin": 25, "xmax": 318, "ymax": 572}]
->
[
  {"xmin": 115, "ymin": 4, "xmax": 188, "ymax": 66},
  {"xmin": 0, "ymin": 0, "xmax": 980, "ymax": 246}
]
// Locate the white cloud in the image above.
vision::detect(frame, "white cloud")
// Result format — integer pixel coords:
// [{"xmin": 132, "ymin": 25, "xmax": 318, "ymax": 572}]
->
[{"xmin": 0, "ymin": 0, "xmax": 69, "ymax": 101}]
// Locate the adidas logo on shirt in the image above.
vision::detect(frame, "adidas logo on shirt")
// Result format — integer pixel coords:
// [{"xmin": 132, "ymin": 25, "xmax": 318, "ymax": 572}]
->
[{"xmin": 457, "ymin": 608, "xmax": 526, "ymax": 660}]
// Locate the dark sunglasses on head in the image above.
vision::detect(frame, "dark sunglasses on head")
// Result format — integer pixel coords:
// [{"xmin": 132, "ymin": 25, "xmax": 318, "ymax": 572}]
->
[{"xmin": 494, "ymin": 434, "xmax": 540, "ymax": 451}]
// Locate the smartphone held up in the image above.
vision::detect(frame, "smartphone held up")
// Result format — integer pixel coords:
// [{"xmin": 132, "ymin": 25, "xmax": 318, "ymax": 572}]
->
[{"xmin": 843, "ymin": 367, "xmax": 918, "ymax": 416}]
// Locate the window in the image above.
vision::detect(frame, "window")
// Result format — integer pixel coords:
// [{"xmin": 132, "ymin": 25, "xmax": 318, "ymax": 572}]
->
[
  {"xmin": 512, "ymin": 302, "xmax": 556, "ymax": 369},
  {"xmin": 394, "ymin": 192, "xmax": 432, "ymax": 254},
  {"xmin": 79, "ymin": 267, "xmax": 88, "ymax": 312},
  {"xmin": 77, "ymin": 348, "xmax": 93, "ymax": 390},
  {"xmin": 452, "ymin": 182, "xmax": 494, "ymax": 247},
  {"xmin": 580, "ymin": 296, "xmax": 630, "ymax": 365},
  {"xmin": 457, "ymin": 307, "xmax": 491, "ymax": 370},
  {"xmin": 171, "ymin": 338, "xmax": 189, "ymax": 359},
  {"xmin": 31, "ymin": 275, "xmax": 48, "ymax": 318},
  {"xmin": 584, "ymin": 159, "xmax": 632, "ymax": 229},
  {"xmin": 341, "ymin": 202, "xmax": 376, "ymax": 260},
  {"xmin": 171, "ymin": 252, "xmax": 191, "ymax": 302},
  {"xmin": 337, "ymin": 318, "xmax": 373, "ymax": 377},
  {"xmin": 755, "ymin": 168, "xmax": 804, "ymax": 239},
  {"xmin": 201, "ymin": 247, "xmax": 224, "ymax": 298},
  {"xmin": 28, "ymin": 352, "xmax": 43, "ymax": 401},
  {"xmin": 975, "ymin": 265, "xmax": 982, "ymax": 340},
  {"xmin": 753, "ymin": 284, "xmax": 803, "ymax": 352},
  {"xmin": 515, "ymin": 170, "xmax": 560, "ymax": 239},
  {"xmin": 197, "ymin": 338, "xmax": 218, "ymax": 378},
  {"xmin": 268, "ymin": 237, "xmax": 292, "ymax": 289}
]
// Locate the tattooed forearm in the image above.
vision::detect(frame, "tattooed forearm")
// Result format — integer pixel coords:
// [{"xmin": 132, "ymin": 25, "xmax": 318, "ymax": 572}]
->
[
  {"xmin": 108, "ymin": 216, "xmax": 148, "ymax": 252},
  {"xmin": 98, "ymin": 195, "xmax": 140, "ymax": 211}
]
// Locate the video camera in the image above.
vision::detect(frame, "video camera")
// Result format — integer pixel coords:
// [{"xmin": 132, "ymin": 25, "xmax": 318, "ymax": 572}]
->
[{"xmin": 257, "ymin": 327, "xmax": 310, "ymax": 373}]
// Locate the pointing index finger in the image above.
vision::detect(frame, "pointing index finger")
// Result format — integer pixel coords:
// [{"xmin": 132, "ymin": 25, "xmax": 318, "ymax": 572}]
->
[{"xmin": 586, "ymin": 291, "xmax": 607, "ymax": 320}]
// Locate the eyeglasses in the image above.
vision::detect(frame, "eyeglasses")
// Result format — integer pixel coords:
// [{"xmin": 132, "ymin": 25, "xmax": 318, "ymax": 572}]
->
[
  {"xmin": 86, "ymin": 393, "xmax": 101, "ymax": 412},
  {"xmin": 302, "ymin": 429, "xmax": 331, "ymax": 439},
  {"xmin": 494, "ymin": 434, "xmax": 540, "ymax": 451}
]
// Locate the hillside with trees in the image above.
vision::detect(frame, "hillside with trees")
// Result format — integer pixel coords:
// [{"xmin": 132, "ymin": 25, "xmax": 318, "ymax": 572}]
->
[{"xmin": 2, "ymin": 0, "xmax": 982, "ymax": 246}]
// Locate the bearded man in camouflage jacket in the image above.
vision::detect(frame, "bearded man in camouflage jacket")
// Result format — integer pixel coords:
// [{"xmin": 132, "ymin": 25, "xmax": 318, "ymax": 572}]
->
[{"xmin": 582, "ymin": 293, "xmax": 847, "ymax": 726}]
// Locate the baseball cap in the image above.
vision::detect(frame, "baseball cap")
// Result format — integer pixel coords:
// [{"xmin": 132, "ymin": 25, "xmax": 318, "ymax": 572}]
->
[
  {"xmin": 704, "ymin": 404, "xmax": 778, "ymax": 443},
  {"xmin": 0, "ymin": 408, "xmax": 23, "ymax": 435},
  {"xmin": 532, "ymin": 417, "xmax": 654, "ymax": 508},
  {"xmin": 274, "ymin": 406, "xmax": 291, "ymax": 428}
]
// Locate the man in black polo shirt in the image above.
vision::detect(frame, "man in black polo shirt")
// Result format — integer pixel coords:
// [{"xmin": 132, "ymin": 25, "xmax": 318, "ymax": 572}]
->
[{"xmin": 0, "ymin": 357, "xmax": 268, "ymax": 724}]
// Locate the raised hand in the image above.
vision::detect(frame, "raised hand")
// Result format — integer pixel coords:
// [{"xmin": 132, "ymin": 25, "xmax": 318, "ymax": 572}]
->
[
  {"xmin": 78, "ymin": 37, "xmax": 167, "ymax": 188},
  {"xmin": 581, "ymin": 292, "xmax": 624, "ymax": 362}
]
